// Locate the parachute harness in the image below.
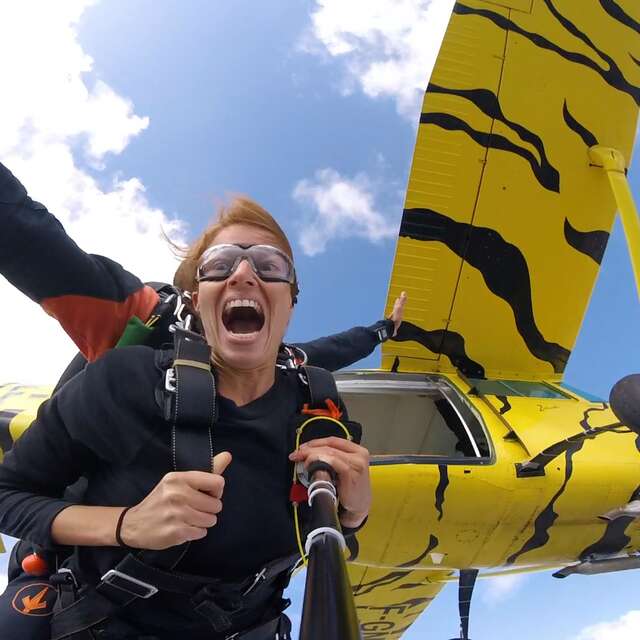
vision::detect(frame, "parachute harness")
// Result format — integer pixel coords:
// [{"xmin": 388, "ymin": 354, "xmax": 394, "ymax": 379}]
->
[{"xmin": 290, "ymin": 399, "xmax": 352, "ymax": 567}]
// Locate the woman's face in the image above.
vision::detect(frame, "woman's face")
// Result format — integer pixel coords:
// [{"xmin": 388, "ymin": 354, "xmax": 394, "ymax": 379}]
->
[{"xmin": 193, "ymin": 223, "xmax": 294, "ymax": 371}]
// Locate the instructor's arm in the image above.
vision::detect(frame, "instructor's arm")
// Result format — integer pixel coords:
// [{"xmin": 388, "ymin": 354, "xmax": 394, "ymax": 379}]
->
[{"xmin": 0, "ymin": 161, "xmax": 159, "ymax": 361}]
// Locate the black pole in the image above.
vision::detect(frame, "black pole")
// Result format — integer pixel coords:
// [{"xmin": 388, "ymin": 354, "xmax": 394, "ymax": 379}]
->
[{"xmin": 299, "ymin": 463, "xmax": 361, "ymax": 640}]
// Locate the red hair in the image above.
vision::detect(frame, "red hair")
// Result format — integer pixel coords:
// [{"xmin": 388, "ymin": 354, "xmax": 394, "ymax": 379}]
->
[{"xmin": 173, "ymin": 196, "xmax": 299, "ymax": 300}]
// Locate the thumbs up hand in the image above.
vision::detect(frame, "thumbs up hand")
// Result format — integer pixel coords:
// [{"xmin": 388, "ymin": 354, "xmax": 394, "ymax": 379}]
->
[{"xmin": 120, "ymin": 451, "xmax": 232, "ymax": 550}]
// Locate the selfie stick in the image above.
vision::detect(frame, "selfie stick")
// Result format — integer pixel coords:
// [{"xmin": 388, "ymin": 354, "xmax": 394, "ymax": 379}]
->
[{"xmin": 299, "ymin": 460, "xmax": 361, "ymax": 640}]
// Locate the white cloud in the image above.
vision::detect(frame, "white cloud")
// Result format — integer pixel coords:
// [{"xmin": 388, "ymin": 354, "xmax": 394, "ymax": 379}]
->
[
  {"xmin": 301, "ymin": 0, "xmax": 456, "ymax": 119},
  {"xmin": 292, "ymin": 168, "xmax": 397, "ymax": 256},
  {"xmin": 0, "ymin": 1, "xmax": 187, "ymax": 385},
  {"xmin": 577, "ymin": 611, "xmax": 640, "ymax": 640},
  {"xmin": 481, "ymin": 574, "xmax": 528, "ymax": 606}
]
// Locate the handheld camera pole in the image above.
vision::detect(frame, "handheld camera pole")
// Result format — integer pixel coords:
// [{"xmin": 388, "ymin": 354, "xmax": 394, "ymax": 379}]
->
[{"xmin": 299, "ymin": 460, "xmax": 361, "ymax": 640}]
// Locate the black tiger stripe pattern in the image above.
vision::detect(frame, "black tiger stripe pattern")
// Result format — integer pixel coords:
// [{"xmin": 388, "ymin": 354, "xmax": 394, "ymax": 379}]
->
[
  {"xmin": 454, "ymin": 2, "xmax": 640, "ymax": 105},
  {"xmin": 517, "ymin": 422, "xmax": 625, "ymax": 474},
  {"xmin": 394, "ymin": 321, "xmax": 485, "ymax": 378},
  {"xmin": 495, "ymin": 395, "xmax": 512, "ymax": 415},
  {"xmin": 421, "ymin": 112, "xmax": 560, "ymax": 192},
  {"xmin": 435, "ymin": 465, "xmax": 450, "ymax": 521},
  {"xmin": 598, "ymin": 0, "xmax": 640, "ymax": 34},
  {"xmin": 425, "ymin": 84, "xmax": 560, "ymax": 192},
  {"xmin": 579, "ymin": 403, "xmax": 610, "ymax": 432},
  {"xmin": 355, "ymin": 597, "xmax": 435, "ymax": 619},
  {"xmin": 564, "ymin": 218, "xmax": 609, "ymax": 265},
  {"xmin": 579, "ymin": 505, "xmax": 637, "ymax": 560},
  {"xmin": 352, "ymin": 534, "xmax": 439, "ymax": 596},
  {"xmin": 578, "ymin": 435, "xmax": 640, "ymax": 560},
  {"xmin": 507, "ymin": 441, "xmax": 585, "ymax": 564},
  {"xmin": 400, "ymin": 208, "xmax": 570, "ymax": 373},
  {"xmin": 562, "ymin": 101, "xmax": 599, "ymax": 147}
]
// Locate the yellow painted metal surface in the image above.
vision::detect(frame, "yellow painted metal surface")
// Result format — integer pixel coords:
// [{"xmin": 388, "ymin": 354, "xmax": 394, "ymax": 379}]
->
[
  {"xmin": 349, "ymin": 564, "xmax": 452, "ymax": 638},
  {"xmin": 0, "ymin": 384, "xmax": 53, "ymax": 463},
  {"xmin": 589, "ymin": 145, "xmax": 640, "ymax": 300},
  {"xmin": 3, "ymin": 376, "xmax": 640, "ymax": 639},
  {"xmin": 0, "ymin": 384, "xmax": 54, "ymax": 555},
  {"xmin": 383, "ymin": 0, "xmax": 640, "ymax": 381},
  {"xmin": 349, "ymin": 373, "xmax": 640, "ymax": 636}
]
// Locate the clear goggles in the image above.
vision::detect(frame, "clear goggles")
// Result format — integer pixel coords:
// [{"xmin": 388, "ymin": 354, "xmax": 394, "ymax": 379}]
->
[{"xmin": 197, "ymin": 244, "xmax": 296, "ymax": 284}]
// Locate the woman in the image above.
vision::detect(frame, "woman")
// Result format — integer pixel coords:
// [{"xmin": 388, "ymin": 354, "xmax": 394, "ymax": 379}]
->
[
  {"xmin": 0, "ymin": 160, "xmax": 406, "ymax": 374},
  {"xmin": 0, "ymin": 197, "xmax": 371, "ymax": 639}
]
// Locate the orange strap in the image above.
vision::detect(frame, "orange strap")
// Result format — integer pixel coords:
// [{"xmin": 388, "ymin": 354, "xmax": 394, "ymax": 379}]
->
[{"xmin": 301, "ymin": 398, "xmax": 343, "ymax": 420}]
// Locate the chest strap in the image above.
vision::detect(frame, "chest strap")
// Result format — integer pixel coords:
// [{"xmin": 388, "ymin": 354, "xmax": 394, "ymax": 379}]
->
[
  {"xmin": 51, "ymin": 341, "xmax": 341, "ymax": 639},
  {"xmin": 52, "ymin": 325, "xmax": 219, "ymax": 639},
  {"xmin": 164, "ymin": 325, "xmax": 216, "ymax": 472},
  {"xmin": 299, "ymin": 365, "xmax": 339, "ymax": 407}
]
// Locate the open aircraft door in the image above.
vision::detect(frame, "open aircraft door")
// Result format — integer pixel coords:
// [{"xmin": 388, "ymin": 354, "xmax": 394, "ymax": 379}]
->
[{"xmin": 334, "ymin": 371, "xmax": 522, "ymax": 635}]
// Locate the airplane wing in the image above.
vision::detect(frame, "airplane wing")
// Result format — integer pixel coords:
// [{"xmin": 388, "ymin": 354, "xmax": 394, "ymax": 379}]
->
[
  {"xmin": 383, "ymin": 0, "xmax": 640, "ymax": 381},
  {"xmin": 349, "ymin": 564, "xmax": 453, "ymax": 639},
  {"xmin": 0, "ymin": 384, "xmax": 55, "ymax": 555},
  {"xmin": 0, "ymin": 384, "xmax": 52, "ymax": 460}
]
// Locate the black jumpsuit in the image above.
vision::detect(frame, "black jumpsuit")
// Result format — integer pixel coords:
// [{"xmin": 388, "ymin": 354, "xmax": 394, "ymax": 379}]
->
[{"xmin": 0, "ymin": 345, "xmax": 357, "ymax": 639}]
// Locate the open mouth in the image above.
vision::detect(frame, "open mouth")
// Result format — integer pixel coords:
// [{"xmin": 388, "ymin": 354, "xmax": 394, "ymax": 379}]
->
[{"xmin": 221, "ymin": 299, "xmax": 265, "ymax": 335}]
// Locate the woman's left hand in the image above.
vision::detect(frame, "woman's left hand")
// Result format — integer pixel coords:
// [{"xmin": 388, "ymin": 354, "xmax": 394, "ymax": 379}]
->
[{"xmin": 289, "ymin": 437, "xmax": 371, "ymax": 528}]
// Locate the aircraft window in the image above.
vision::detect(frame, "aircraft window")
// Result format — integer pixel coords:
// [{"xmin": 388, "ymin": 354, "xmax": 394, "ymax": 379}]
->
[
  {"xmin": 335, "ymin": 374, "xmax": 491, "ymax": 463},
  {"xmin": 469, "ymin": 379, "xmax": 570, "ymax": 399},
  {"xmin": 558, "ymin": 382, "xmax": 604, "ymax": 402}
]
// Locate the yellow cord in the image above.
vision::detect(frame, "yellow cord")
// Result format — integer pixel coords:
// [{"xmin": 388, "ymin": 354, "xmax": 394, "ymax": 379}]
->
[
  {"xmin": 291, "ymin": 415, "xmax": 353, "ymax": 566},
  {"xmin": 293, "ymin": 503, "xmax": 308, "ymax": 566}
]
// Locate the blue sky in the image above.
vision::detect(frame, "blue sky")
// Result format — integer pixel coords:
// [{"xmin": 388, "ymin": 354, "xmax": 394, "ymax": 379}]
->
[{"xmin": 0, "ymin": 1, "xmax": 639, "ymax": 638}]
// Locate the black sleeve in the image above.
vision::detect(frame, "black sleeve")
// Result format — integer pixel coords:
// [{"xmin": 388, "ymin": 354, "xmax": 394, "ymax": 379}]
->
[
  {"xmin": 0, "ymin": 162, "xmax": 146, "ymax": 305},
  {"xmin": 0, "ymin": 380, "xmax": 99, "ymax": 547},
  {"xmin": 293, "ymin": 319, "xmax": 395, "ymax": 371},
  {"xmin": 0, "ymin": 347, "xmax": 159, "ymax": 547},
  {"xmin": 0, "ymin": 162, "xmax": 159, "ymax": 361}
]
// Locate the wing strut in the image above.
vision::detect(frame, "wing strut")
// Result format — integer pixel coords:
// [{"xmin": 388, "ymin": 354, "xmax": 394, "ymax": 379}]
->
[
  {"xmin": 450, "ymin": 568, "xmax": 478, "ymax": 640},
  {"xmin": 589, "ymin": 146, "xmax": 640, "ymax": 300}
]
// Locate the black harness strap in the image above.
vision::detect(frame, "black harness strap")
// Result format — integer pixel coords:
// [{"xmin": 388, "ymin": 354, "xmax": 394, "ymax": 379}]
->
[
  {"xmin": 167, "ymin": 326, "xmax": 216, "ymax": 473},
  {"xmin": 301, "ymin": 365, "xmax": 340, "ymax": 408},
  {"xmin": 51, "ymin": 337, "xmax": 340, "ymax": 640},
  {"xmin": 52, "ymin": 325, "xmax": 216, "ymax": 640},
  {"xmin": 51, "ymin": 552, "xmax": 297, "ymax": 640}
]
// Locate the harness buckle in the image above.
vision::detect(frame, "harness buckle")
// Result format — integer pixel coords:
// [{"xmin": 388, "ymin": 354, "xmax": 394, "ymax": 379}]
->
[
  {"xmin": 101, "ymin": 569, "xmax": 158, "ymax": 599},
  {"xmin": 57, "ymin": 567, "xmax": 78, "ymax": 589},
  {"xmin": 192, "ymin": 584, "xmax": 243, "ymax": 633},
  {"xmin": 165, "ymin": 368, "xmax": 177, "ymax": 393},
  {"xmin": 242, "ymin": 567, "xmax": 266, "ymax": 596},
  {"xmin": 172, "ymin": 293, "xmax": 195, "ymax": 332}
]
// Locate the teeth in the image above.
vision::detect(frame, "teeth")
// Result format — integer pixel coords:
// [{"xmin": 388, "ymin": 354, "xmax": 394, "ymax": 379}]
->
[{"xmin": 224, "ymin": 298, "xmax": 263, "ymax": 314}]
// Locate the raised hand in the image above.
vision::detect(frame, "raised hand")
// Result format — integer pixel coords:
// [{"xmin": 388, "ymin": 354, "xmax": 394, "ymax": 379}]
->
[{"xmin": 389, "ymin": 291, "xmax": 407, "ymax": 336}]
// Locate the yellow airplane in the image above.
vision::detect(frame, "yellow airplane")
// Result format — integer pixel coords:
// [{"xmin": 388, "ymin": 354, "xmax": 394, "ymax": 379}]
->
[{"xmin": 1, "ymin": 1, "xmax": 640, "ymax": 639}]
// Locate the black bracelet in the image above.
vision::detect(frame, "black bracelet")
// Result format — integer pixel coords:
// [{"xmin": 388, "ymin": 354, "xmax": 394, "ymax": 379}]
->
[
  {"xmin": 338, "ymin": 504, "xmax": 368, "ymax": 534},
  {"xmin": 115, "ymin": 506, "xmax": 133, "ymax": 549}
]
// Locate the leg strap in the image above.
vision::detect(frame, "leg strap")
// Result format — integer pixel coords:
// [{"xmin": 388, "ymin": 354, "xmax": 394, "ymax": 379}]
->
[{"xmin": 50, "ymin": 553, "xmax": 298, "ymax": 640}]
